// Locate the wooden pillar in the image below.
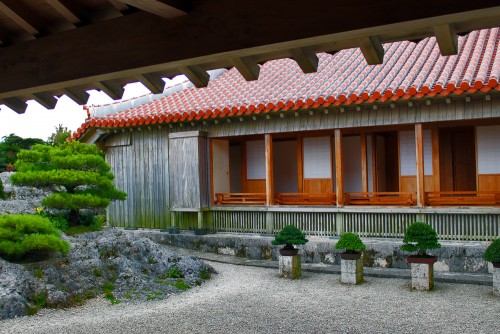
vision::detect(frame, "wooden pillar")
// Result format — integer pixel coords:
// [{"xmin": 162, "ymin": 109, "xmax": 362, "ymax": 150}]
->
[
  {"xmin": 334, "ymin": 129, "xmax": 344, "ymax": 206},
  {"xmin": 431, "ymin": 127, "xmax": 440, "ymax": 192},
  {"xmin": 360, "ymin": 131, "xmax": 369, "ymax": 193},
  {"xmin": 415, "ymin": 124, "xmax": 425, "ymax": 207},
  {"xmin": 297, "ymin": 136, "xmax": 303, "ymax": 193},
  {"xmin": 265, "ymin": 134, "xmax": 274, "ymax": 206},
  {"xmin": 371, "ymin": 136, "xmax": 378, "ymax": 192}
]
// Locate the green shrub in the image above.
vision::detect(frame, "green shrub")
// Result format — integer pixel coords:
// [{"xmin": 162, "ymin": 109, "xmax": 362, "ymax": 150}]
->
[
  {"xmin": 483, "ymin": 239, "xmax": 500, "ymax": 263},
  {"xmin": 0, "ymin": 179, "xmax": 7, "ymax": 200},
  {"xmin": 335, "ymin": 232, "xmax": 366, "ymax": 253},
  {"xmin": 400, "ymin": 222, "xmax": 441, "ymax": 256},
  {"xmin": 272, "ymin": 225, "xmax": 308, "ymax": 250},
  {"xmin": 0, "ymin": 214, "xmax": 70, "ymax": 261},
  {"xmin": 163, "ymin": 266, "xmax": 183, "ymax": 278}
]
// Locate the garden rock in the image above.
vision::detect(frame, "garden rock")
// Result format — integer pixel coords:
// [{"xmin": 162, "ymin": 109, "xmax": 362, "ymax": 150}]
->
[
  {"xmin": 0, "ymin": 172, "xmax": 50, "ymax": 215},
  {"xmin": 0, "ymin": 228, "xmax": 214, "ymax": 320}
]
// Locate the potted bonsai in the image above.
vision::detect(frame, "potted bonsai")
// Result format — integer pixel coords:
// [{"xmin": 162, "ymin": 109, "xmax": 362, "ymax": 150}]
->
[
  {"xmin": 335, "ymin": 232, "xmax": 366, "ymax": 284},
  {"xmin": 400, "ymin": 222, "xmax": 441, "ymax": 290},
  {"xmin": 272, "ymin": 225, "xmax": 309, "ymax": 256},
  {"xmin": 483, "ymin": 238, "xmax": 500, "ymax": 296},
  {"xmin": 272, "ymin": 225, "xmax": 308, "ymax": 279}
]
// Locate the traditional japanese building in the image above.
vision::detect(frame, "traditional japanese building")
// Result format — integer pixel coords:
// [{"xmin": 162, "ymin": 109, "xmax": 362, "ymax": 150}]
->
[{"xmin": 74, "ymin": 28, "xmax": 500, "ymax": 241}]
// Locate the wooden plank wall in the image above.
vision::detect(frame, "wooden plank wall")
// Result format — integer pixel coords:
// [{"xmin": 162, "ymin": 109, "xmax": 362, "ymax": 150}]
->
[
  {"xmin": 105, "ymin": 128, "xmax": 170, "ymax": 229},
  {"xmin": 169, "ymin": 131, "xmax": 209, "ymax": 209}
]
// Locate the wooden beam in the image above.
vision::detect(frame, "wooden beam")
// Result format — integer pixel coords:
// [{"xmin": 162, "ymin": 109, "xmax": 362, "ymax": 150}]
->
[
  {"xmin": 358, "ymin": 36, "xmax": 384, "ymax": 65},
  {"xmin": 31, "ymin": 92, "xmax": 58, "ymax": 110},
  {"xmin": 136, "ymin": 73, "xmax": 165, "ymax": 94},
  {"xmin": 334, "ymin": 129, "xmax": 344, "ymax": 206},
  {"xmin": 415, "ymin": 124, "xmax": 425, "ymax": 207},
  {"xmin": 231, "ymin": 57, "xmax": 260, "ymax": 81},
  {"xmin": 265, "ymin": 134, "xmax": 274, "ymax": 206},
  {"xmin": 290, "ymin": 47, "xmax": 319, "ymax": 73},
  {"xmin": 0, "ymin": 2, "xmax": 499, "ymax": 103},
  {"xmin": 117, "ymin": 0, "xmax": 189, "ymax": 18},
  {"xmin": 360, "ymin": 132, "xmax": 369, "ymax": 193},
  {"xmin": 46, "ymin": 0, "xmax": 81, "ymax": 25},
  {"xmin": 181, "ymin": 66, "xmax": 210, "ymax": 88},
  {"xmin": 0, "ymin": 1, "xmax": 40, "ymax": 35},
  {"xmin": 94, "ymin": 81, "xmax": 124, "ymax": 100},
  {"xmin": 434, "ymin": 24, "xmax": 459, "ymax": 56},
  {"xmin": 108, "ymin": 0, "xmax": 130, "ymax": 11},
  {"xmin": 1, "ymin": 97, "xmax": 27, "ymax": 113},
  {"xmin": 62, "ymin": 88, "xmax": 89, "ymax": 105}
]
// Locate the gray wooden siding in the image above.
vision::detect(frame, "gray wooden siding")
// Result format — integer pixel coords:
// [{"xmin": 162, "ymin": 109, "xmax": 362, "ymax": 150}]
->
[
  {"xmin": 106, "ymin": 128, "xmax": 170, "ymax": 228},
  {"xmin": 169, "ymin": 131, "xmax": 208, "ymax": 209},
  {"xmin": 166, "ymin": 96, "xmax": 500, "ymax": 138}
]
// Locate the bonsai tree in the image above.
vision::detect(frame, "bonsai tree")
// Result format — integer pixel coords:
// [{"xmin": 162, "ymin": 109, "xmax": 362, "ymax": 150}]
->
[
  {"xmin": 0, "ymin": 214, "xmax": 70, "ymax": 261},
  {"xmin": 335, "ymin": 232, "xmax": 366, "ymax": 254},
  {"xmin": 272, "ymin": 225, "xmax": 308, "ymax": 250},
  {"xmin": 483, "ymin": 239, "xmax": 500, "ymax": 264},
  {"xmin": 10, "ymin": 141, "xmax": 126, "ymax": 226},
  {"xmin": 400, "ymin": 222, "xmax": 441, "ymax": 256}
]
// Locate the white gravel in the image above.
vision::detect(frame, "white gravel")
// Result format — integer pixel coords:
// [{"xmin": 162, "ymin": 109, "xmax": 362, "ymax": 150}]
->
[{"xmin": 0, "ymin": 261, "xmax": 498, "ymax": 334}]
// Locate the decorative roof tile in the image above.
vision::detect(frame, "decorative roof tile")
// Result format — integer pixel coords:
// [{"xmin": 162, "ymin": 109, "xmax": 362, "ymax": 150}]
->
[{"xmin": 74, "ymin": 28, "xmax": 500, "ymax": 139}]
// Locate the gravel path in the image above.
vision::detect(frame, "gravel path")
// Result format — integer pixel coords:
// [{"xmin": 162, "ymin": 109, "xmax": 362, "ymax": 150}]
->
[{"xmin": 1, "ymin": 261, "xmax": 498, "ymax": 334}]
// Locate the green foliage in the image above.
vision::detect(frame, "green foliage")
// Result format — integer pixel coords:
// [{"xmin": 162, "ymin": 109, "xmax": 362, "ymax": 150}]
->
[
  {"xmin": 27, "ymin": 291, "xmax": 47, "ymax": 315},
  {"xmin": 163, "ymin": 266, "xmax": 183, "ymax": 278},
  {"xmin": 34, "ymin": 268, "xmax": 44, "ymax": 279},
  {"xmin": 11, "ymin": 141, "xmax": 126, "ymax": 226},
  {"xmin": 335, "ymin": 232, "xmax": 366, "ymax": 253},
  {"xmin": 0, "ymin": 214, "xmax": 70, "ymax": 261},
  {"xmin": 199, "ymin": 268, "xmax": 211, "ymax": 280},
  {"xmin": 47, "ymin": 124, "xmax": 71, "ymax": 146},
  {"xmin": 165, "ymin": 279, "xmax": 191, "ymax": 291},
  {"xmin": 0, "ymin": 134, "xmax": 46, "ymax": 170},
  {"xmin": 272, "ymin": 225, "xmax": 309, "ymax": 250},
  {"xmin": 400, "ymin": 222, "xmax": 441, "ymax": 256},
  {"xmin": 0, "ymin": 179, "xmax": 7, "ymax": 200},
  {"xmin": 93, "ymin": 268, "xmax": 103, "ymax": 277},
  {"xmin": 483, "ymin": 239, "xmax": 500, "ymax": 263}
]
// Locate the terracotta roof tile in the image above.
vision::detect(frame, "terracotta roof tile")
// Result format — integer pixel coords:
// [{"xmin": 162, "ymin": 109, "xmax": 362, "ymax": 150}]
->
[{"xmin": 74, "ymin": 28, "xmax": 500, "ymax": 139}]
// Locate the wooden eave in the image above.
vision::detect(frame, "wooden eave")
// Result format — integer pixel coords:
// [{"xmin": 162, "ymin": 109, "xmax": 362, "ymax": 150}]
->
[{"xmin": 1, "ymin": 0, "xmax": 500, "ymax": 113}]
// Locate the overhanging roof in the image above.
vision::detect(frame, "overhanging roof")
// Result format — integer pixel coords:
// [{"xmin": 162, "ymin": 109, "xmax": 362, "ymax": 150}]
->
[
  {"xmin": 1, "ymin": 0, "xmax": 500, "ymax": 113},
  {"xmin": 73, "ymin": 28, "xmax": 500, "ymax": 140}
]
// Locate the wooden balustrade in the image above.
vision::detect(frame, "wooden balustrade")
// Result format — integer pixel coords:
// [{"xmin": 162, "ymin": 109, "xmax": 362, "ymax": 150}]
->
[
  {"xmin": 276, "ymin": 192, "xmax": 336, "ymax": 205},
  {"xmin": 425, "ymin": 191, "xmax": 500, "ymax": 206},
  {"xmin": 345, "ymin": 192, "xmax": 415, "ymax": 206},
  {"xmin": 215, "ymin": 193, "xmax": 266, "ymax": 205}
]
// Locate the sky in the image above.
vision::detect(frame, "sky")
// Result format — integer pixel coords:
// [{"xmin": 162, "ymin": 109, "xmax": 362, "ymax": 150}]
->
[{"xmin": 0, "ymin": 82, "xmax": 152, "ymax": 141}]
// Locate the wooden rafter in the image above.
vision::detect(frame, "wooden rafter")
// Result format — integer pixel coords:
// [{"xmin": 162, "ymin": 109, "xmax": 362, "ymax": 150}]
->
[
  {"xmin": 116, "ymin": 0, "xmax": 189, "ymax": 18},
  {"xmin": 45, "ymin": 0, "xmax": 81, "ymax": 25},
  {"xmin": 0, "ymin": 1, "xmax": 41, "ymax": 35},
  {"xmin": 358, "ymin": 36, "xmax": 384, "ymax": 65},
  {"xmin": 434, "ymin": 24, "xmax": 459, "ymax": 56}
]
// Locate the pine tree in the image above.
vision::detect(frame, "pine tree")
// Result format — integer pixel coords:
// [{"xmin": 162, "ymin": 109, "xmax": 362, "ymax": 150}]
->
[{"xmin": 11, "ymin": 141, "xmax": 126, "ymax": 226}]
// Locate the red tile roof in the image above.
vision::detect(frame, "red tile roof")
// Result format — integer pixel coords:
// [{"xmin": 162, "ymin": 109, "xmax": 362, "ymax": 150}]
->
[{"xmin": 74, "ymin": 28, "xmax": 500, "ymax": 139}]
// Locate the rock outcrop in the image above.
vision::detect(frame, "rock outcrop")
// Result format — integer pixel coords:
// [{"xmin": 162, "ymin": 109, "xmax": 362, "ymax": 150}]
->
[
  {"xmin": 0, "ymin": 228, "xmax": 214, "ymax": 320},
  {"xmin": 0, "ymin": 172, "xmax": 50, "ymax": 215}
]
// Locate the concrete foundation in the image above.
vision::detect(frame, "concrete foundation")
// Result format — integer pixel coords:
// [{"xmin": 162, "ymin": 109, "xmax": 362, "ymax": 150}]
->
[
  {"xmin": 493, "ymin": 268, "xmax": 500, "ymax": 296},
  {"xmin": 279, "ymin": 255, "xmax": 301, "ymax": 279},
  {"xmin": 411, "ymin": 263, "xmax": 434, "ymax": 291},
  {"xmin": 341, "ymin": 258, "xmax": 363, "ymax": 284},
  {"xmin": 137, "ymin": 231, "xmax": 492, "ymax": 274}
]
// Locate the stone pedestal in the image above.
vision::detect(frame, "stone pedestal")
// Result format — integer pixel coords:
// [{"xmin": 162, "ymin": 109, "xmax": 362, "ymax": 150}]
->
[
  {"xmin": 279, "ymin": 255, "xmax": 301, "ymax": 279},
  {"xmin": 340, "ymin": 258, "xmax": 363, "ymax": 284},
  {"xmin": 410, "ymin": 263, "xmax": 434, "ymax": 291},
  {"xmin": 493, "ymin": 267, "xmax": 500, "ymax": 296}
]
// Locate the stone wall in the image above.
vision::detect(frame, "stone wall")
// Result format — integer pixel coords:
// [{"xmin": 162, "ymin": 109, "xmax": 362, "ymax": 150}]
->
[{"xmin": 139, "ymin": 231, "xmax": 494, "ymax": 274}]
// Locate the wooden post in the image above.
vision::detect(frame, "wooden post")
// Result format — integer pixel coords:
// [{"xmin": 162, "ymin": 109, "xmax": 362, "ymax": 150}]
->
[
  {"xmin": 265, "ymin": 134, "xmax": 274, "ymax": 206},
  {"xmin": 360, "ymin": 131, "xmax": 368, "ymax": 193},
  {"xmin": 371, "ymin": 135, "xmax": 378, "ymax": 192},
  {"xmin": 431, "ymin": 127, "xmax": 440, "ymax": 192},
  {"xmin": 334, "ymin": 129, "xmax": 344, "ymax": 206},
  {"xmin": 415, "ymin": 124, "xmax": 425, "ymax": 207},
  {"xmin": 297, "ymin": 136, "xmax": 303, "ymax": 193}
]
